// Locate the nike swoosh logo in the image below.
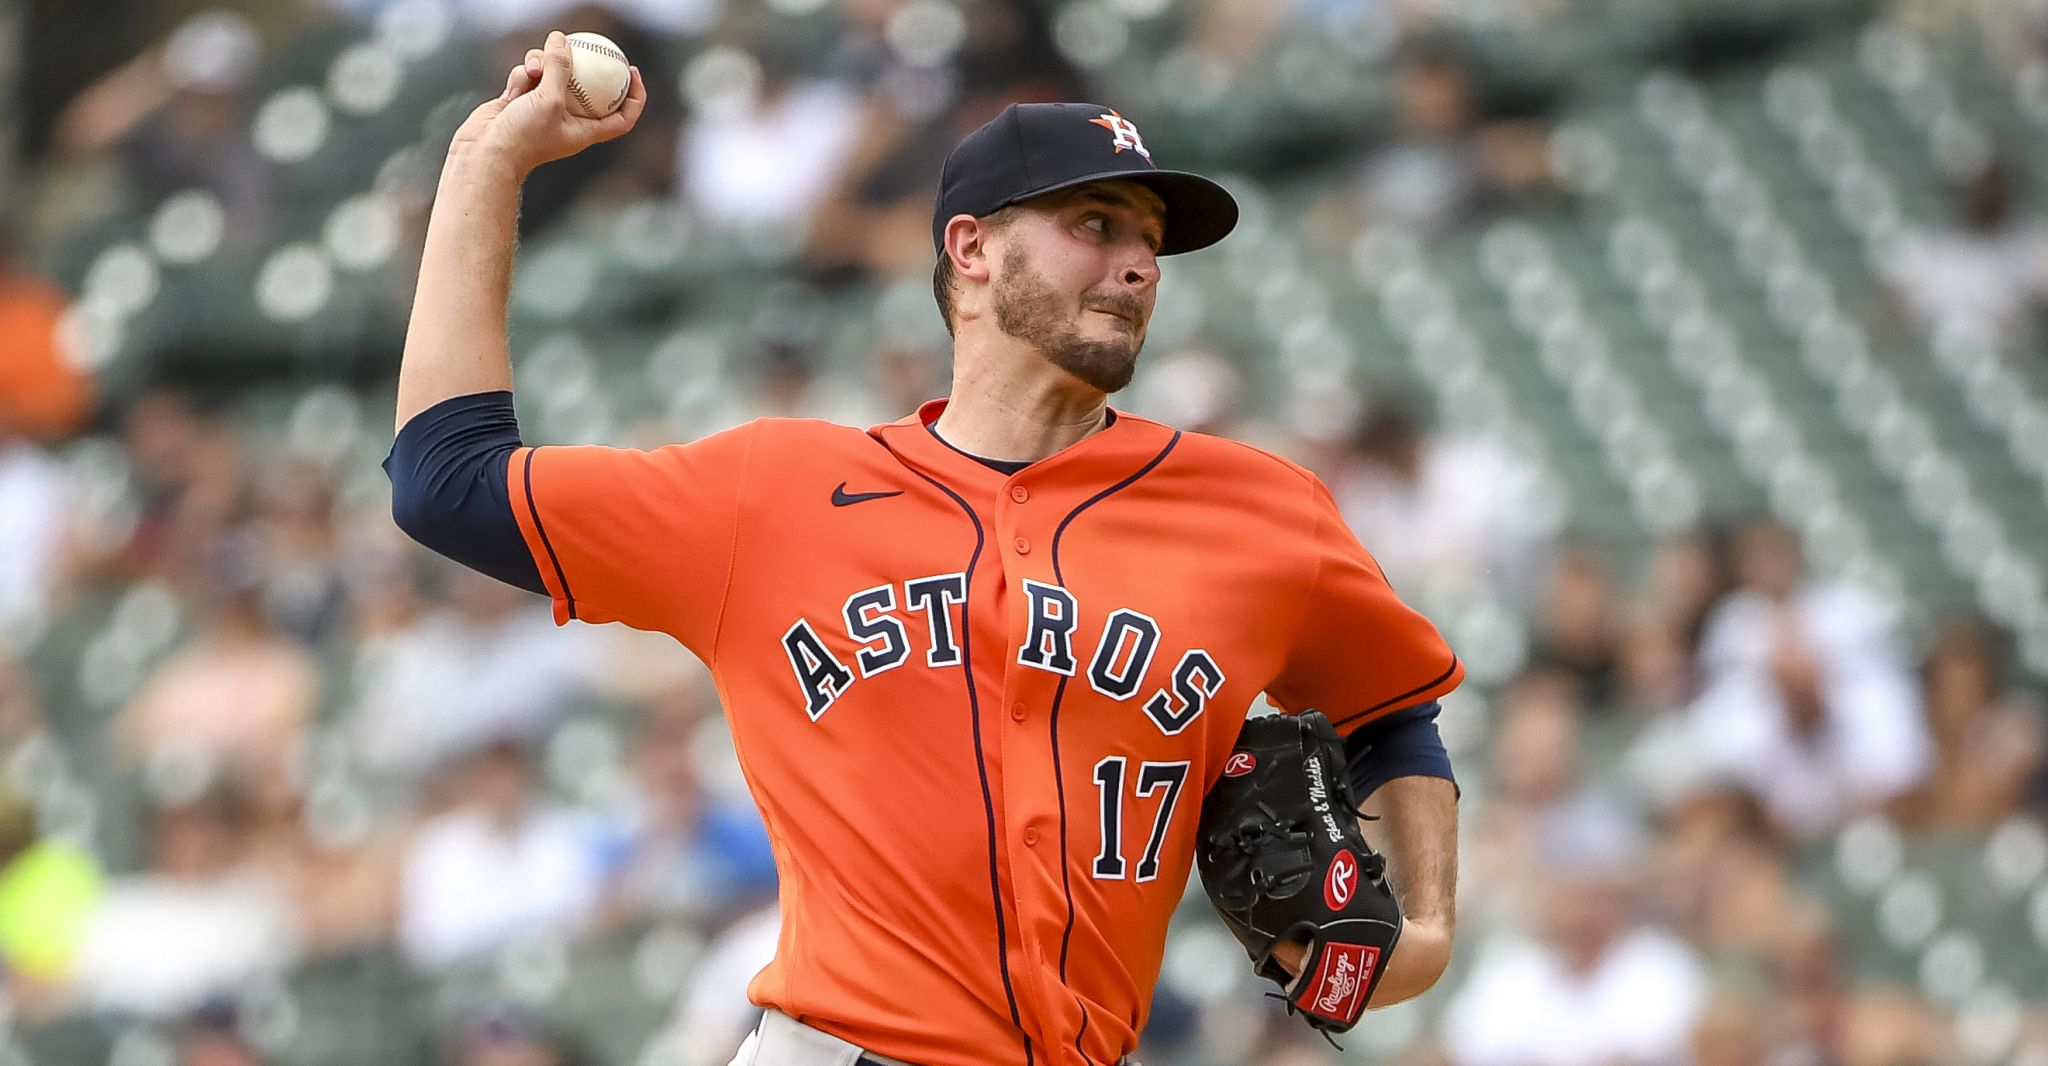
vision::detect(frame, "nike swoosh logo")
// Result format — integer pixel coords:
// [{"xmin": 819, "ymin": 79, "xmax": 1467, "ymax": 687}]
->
[{"xmin": 832, "ymin": 483, "xmax": 904, "ymax": 507}]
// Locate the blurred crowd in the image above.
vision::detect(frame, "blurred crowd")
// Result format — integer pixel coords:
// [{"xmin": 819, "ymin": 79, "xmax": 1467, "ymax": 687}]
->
[{"xmin": 3, "ymin": 0, "xmax": 2048, "ymax": 1065}]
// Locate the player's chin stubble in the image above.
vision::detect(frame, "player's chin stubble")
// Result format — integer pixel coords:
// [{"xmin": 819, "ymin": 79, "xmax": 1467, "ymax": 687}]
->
[{"xmin": 993, "ymin": 247, "xmax": 1144, "ymax": 394}]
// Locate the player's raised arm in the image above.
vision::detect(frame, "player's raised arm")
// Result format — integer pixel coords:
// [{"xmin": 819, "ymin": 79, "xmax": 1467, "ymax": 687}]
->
[
  {"xmin": 394, "ymin": 31, "xmax": 645, "ymax": 430},
  {"xmin": 389, "ymin": 31, "xmax": 753, "ymax": 637}
]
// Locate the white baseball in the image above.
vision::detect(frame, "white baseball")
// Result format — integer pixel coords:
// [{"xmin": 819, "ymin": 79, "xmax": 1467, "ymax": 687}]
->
[{"xmin": 565, "ymin": 32, "xmax": 631, "ymax": 118}]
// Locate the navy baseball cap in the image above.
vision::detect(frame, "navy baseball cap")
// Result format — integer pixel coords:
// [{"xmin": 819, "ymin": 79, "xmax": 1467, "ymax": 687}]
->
[{"xmin": 933, "ymin": 102, "xmax": 1239, "ymax": 258}]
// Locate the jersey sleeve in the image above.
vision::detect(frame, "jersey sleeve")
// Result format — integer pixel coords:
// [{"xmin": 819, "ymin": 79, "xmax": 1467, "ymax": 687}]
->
[
  {"xmin": 504, "ymin": 421, "xmax": 758, "ymax": 655},
  {"xmin": 1265, "ymin": 478, "xmax": 1465, "ymax": 732}
]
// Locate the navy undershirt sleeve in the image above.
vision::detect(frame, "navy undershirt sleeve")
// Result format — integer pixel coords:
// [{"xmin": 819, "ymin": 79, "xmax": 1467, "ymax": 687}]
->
[
  {"xmin": 1342, "ymin": 701, "xmax": 1455, "ymax": 800},
  {"xmin": 384, "ymin": 391, "xmax": 546, "ymax": 595}
]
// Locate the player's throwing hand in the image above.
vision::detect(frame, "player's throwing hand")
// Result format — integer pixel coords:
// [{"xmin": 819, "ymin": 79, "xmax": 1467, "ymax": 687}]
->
[{"xmin": 448, "ymin": 30, "xmax": 646, "ymax": 180}]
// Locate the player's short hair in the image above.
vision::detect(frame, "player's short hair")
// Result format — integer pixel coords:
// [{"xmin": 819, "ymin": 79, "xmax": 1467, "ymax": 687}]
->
[{"xmin": 933, "ymin": 205, "xmax": 1024, "ymax": 337}]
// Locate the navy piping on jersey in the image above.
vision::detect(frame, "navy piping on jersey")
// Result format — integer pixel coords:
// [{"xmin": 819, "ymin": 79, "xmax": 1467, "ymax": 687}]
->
[
  {"xmin": 1043, "ymin": 430, "xmax": 1181, "ymax": 1059},
  {"xmin": 521, "ymin": 448, "xmax": 578, "ymax": 619},
  {"xmin": 1330, "ymin": 655, "xmax": 1462, "ymax": 731},
  {"xmin": 924, "ymin": 409, "xmax": 1118, "ymax": 475},
  {"xmin": 895, "ymin": 462, "xmax": 1034, "ymax": 1065},
  {"xmin": 384, "ymin": 390, "xmax": 546, "ymax": 595}
]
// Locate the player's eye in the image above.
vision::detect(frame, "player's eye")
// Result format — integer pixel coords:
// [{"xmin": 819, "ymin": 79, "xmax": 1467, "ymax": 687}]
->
[{"xmin": 1081, "ymin": 214, "xmax": 1111, "ymax": 236}]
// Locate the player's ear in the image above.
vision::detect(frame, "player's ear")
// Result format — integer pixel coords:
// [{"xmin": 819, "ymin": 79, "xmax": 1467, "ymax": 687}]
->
[{"xmin": 943, "ymin": 214, "xmax": 996, "ymax": 284}]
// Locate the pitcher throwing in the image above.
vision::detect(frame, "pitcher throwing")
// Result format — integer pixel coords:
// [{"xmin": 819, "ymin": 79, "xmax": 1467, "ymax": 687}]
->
[{"xmin": 388, "ymin": 31, "xmax": 1466, "ymax": 1066}]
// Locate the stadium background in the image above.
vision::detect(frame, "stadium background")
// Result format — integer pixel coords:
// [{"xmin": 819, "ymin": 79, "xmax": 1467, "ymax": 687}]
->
[{"xmin": 2, "ymin": 0, "xmax": 2048, "ymax": 1062}]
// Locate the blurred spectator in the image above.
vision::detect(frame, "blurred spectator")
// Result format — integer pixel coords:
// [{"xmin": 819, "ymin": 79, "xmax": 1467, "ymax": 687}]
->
[
  {"xmin": 754, "ymin": 340, "xmax": 874, "ymax": 425},
  {"xmin": 1880, "ymin": 153, "xmax": 2048, "ymax": 351},
  {"xmin": 448, "ymin": 1002, "xmax": 591, "ymax": 1066},
  {"xmin": 1900, "ymin": 614, "xmax": 2045, "ymax": 830},
  {"xmin": 1682, "ymin": 519, "xmax": 1930, "ymax": 837},
  {"xmin": 0, "ymin": 785, "xmax": 103, "ymax": 1013},
  {"xmin": 71, "ymin": 782, "xmax": 300, "ymax": 1016},
  {"xmin": 1642, "ymin": 527, "xmax": 1736, "ymax": 662},
  {"xmin": 1834, "ymin": 986, "xmax": 1952, "ymax": 1066},
  {"xmin": 589, "ymin": 708, "xmax": 776, "ymax": 928},
  {"xmin": 339, "ymin": 522, "xmax": 429, "ymax": 644},
  {"xmin": 398, "ymin": 735, "xmax": 599, "ymax": 968},
  {"xmin": 1766, "ymin": 910, "xmax": 1844, "ymax": 1066},
  {"xmin": 678, "ymin": 41, "xmax": 863, "ymax": 231},
  {"xmin": 248, "ymin": 458, "xmax": 348, "ymax": 646},
  {"xmin": 0, "ymin": 220, "xmax": 94, "ymax": 441},
  {"xmin": 1528, "ymin": 542, "xmax": 1624, "ymax": 709},
  {"xmin": 0, "ymin": 426, "xmax": 70, "ymax": 642},
  {"xmin": 116, "ymin": 531, "xmax": 318, "ymax": 790},
  {"xmin": 1687, "ymin": 990, "xmax": 1778, "ymax": 1066},
  {"xmin": 1645, "ymin": 784, "xmax": 1825, "ymax": 963},
  {"xmin": 803, "ymin": 0, "xmax": 1085, "ymax": 280},
  {"xmin": 1441, "ymin": 825, "xmax": 1708, "ymax": 1066},
  {"xmin": 350, "ymin": 564, "xmax": 598, "ymax": 794},
  {"xmin": 1183, "ymin": 0, "xmax": 1314, "ymax": 78},
  {"xmin": 1467, "ymin": 668, "xmax": 1642, "ymax": 930},
  {"xmin": 78, "ymin": 387, "xmax": 247, "ymax": 589},
  {"xmin": 1338, "ymin": 48, "xmax": 1567, "ymax": 243},
  {"xmin": 248, "ymin": 786, "xmax": 403, "ymax": 958},
  {"xmin": 176, "ymin": 998, "xmax": 267, "ymax": 1066},
  {"xmin": 0, "ymin": 227, "xmax": 82, "ymax": 643},
  {"xmin": 0, "ymin": 651, "xmax": 49, "ymax": 753},
  {"xmin": 1332, "ymin": 391, "xmax": 1550, "ymax": 610},
  {"xmin": 53, "ymin": 11, "xmax": 276, "ymax": 253},
  {"xmin": 1357, "ymin": 49, "xmax": 1490, "ymax": 240},
  {"xmin": 671, "ymin": 903, "xmax": 777, "ymax": 1066},
  {"xmin": 1616, "ymin": 527, "xmax": 1735, "ymax": 715},
  {"xmin": 867, "ymin": 342, "xmax": 949, "ymax": 421},
  {"xmin": 1131, "ymin": 346, "xmax": 1289, "ymax": 451}
]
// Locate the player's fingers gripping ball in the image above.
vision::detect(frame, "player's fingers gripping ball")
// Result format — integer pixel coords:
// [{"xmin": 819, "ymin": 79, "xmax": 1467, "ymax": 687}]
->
[
  {"xmin": 1196, "ymin": 711, "xmax": 1403, "ymax": 1035},
  {"xmin": 565, "ymin": 32, "xmax": 631, "ymax": 117}
]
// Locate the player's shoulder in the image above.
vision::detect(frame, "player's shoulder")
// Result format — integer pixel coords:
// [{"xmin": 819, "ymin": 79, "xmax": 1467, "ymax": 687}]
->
[
  {"xmin": 645, "ymin": 415, "xmax": 872, "ymax": 458},
  {"xmin": 1121, "ymin": 412, "xmax": 1326, "ymax": 501},
  {"xmin": 746, "ymin": 415, "xmax": 877, "ymax": 444}
]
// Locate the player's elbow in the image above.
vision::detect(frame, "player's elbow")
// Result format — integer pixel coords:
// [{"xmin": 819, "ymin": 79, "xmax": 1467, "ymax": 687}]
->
[
  {"xmin": 383, "ymin": 395, "xmax": 547, "ymax": 595},
  {"xmin": 388, "ymin": 486, "xmax": 450, "ymax": 550}
]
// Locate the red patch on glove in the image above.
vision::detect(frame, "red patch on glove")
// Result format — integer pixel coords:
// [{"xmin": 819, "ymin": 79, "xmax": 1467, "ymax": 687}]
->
[{"xmin": 1293, "ymin": 941, "xmax": 1380, "ymax": 1025}]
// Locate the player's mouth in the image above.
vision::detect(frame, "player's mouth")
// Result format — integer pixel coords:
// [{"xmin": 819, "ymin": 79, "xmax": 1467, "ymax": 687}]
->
[{"xmin": 1090, "ymin": 306, "xmax": 1140, "ymax": 330}]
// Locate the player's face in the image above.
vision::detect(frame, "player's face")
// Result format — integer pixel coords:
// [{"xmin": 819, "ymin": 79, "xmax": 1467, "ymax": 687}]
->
[{"xmin": 989, "ymin": 182, "xmax": 1166, "ymax": 393}]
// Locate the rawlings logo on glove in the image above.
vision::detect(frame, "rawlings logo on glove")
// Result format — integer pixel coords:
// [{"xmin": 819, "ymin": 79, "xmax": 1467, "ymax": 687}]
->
[{"xmin": 1195, "ymin": 711, "xmax": 1402, "ymax": 1035}]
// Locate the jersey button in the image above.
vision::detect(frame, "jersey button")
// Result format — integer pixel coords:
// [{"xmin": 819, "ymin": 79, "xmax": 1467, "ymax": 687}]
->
[
  {"xmin": 1010, "ymin": 702, "xmax": 1026, "ymax": 722},
  {"xmin": 1010, "ymin": 486, "xmax": 1030, "ymax": 503},
  {"xmin": 1014, "ymin": 536, "xmax": 1031, "ymax": 555},
  {"xmin": 1023, "ymin": 827, "xmax": 1040, "ymax": 846}
]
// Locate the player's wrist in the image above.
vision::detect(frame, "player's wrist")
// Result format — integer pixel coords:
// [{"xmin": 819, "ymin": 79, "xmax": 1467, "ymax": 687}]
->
[
  {"xmin": 444, "ymin": 136, "xmax": 531, "ymax": 187},
  {"xmin": 1367, "ymin": 918, "xmax": 1450, "ymax": 1007}
]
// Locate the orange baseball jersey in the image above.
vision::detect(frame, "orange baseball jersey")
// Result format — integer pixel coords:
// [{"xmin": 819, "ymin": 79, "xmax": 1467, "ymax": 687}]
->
[{"xmin": 505, "ymin": 399, "xmax": 1463, "ymax": 1066}]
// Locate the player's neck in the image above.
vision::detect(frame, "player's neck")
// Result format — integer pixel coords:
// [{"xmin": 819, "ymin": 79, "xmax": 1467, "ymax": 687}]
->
[{"xmin": 935, "ymin": 343, "xmax": 1110, "ymax": 463}]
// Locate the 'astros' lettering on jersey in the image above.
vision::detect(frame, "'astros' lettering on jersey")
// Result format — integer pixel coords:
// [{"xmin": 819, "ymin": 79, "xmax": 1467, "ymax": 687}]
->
[{"xmin": 504, "ymin": 399, "xmax": 1463, "ymax": 1066}]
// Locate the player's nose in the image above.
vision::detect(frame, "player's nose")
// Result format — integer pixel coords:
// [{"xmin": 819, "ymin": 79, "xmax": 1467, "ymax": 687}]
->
[{"xmin": 1119, "ymin": 249, "xmax": 1160, "ymax": 290}]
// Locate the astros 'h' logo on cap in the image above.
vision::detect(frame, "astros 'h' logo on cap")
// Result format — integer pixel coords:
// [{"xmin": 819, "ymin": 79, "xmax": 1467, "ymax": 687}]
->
[{"xmin": 1089, "ymin": 110, "xmax": 1152, "ymax": 162}]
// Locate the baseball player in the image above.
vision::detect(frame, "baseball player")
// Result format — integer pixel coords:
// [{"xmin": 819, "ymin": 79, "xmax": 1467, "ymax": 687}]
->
[{"xmin": 388, "ymin": 33, "xmax": 1465, "ymax": 1066}]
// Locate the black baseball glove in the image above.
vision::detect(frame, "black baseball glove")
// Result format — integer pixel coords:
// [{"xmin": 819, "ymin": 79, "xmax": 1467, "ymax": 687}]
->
[{"xmin": 1195, "ymin": 711, "xmax": 1402, "ymax": 1035}]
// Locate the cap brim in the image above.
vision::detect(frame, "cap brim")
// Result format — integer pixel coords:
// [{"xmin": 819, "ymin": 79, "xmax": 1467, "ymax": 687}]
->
[{"xmin": 1003, "ymin": 168, "xmax": 1239, "ymax": 256}]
